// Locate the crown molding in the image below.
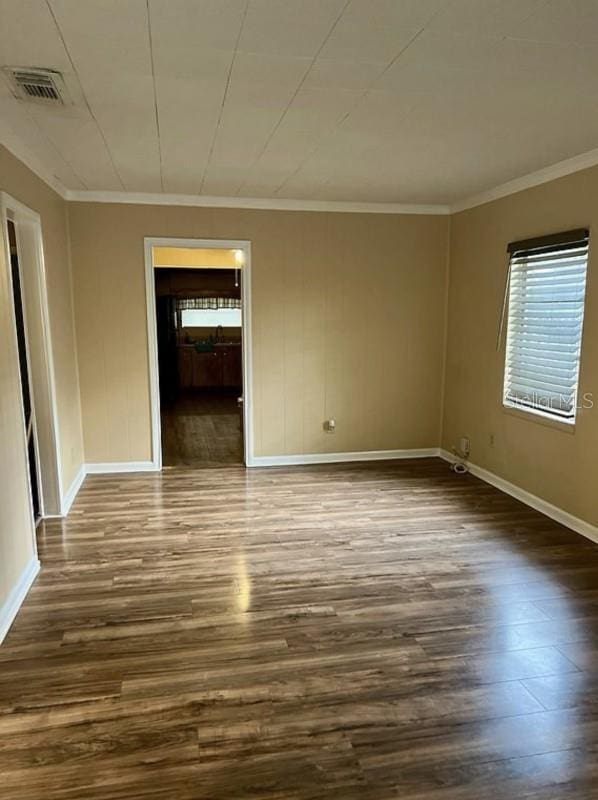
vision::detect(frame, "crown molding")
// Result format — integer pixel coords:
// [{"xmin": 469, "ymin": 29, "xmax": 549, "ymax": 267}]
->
[
  {"xmin": 65, "ymin": 143, "xmax": 598, "ymax": 215},
  {"xmin": 450, "ymin": 146, "xmax": 598, "ymax": 213},
  {"xmin": 65, "ymin": 189, "xmax": 450, "ymax": 216},
  {"xmin": 6, "ymin": 133, "xmax": 598, "ymax": 216}
]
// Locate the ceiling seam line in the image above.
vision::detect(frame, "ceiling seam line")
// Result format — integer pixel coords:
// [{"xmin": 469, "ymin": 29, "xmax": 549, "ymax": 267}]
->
[
  {"xmin": 235, "ymin": 0, "xmax": 352, "ymax": 197},
  {"xmin": 198, "ymin": 0, "xmax": 250, "ymax": 194},
  {"xmin": 272, "ymin": 24, "xmax": 428, "ymax": 197},
  {"xmin": 45, "ymin": 0, "xmax": 126, "ymax": 190},
  {"xmin": 146, "ymin": 0, "xmax": 164, "ymax": 192},
  {"xmin": 0, "ymin": 119, "xmax": 71, "ymax": 195},
  {"xmin": 15, "ymin": 100, "xmax": 88, "ymax": 191},
  {"xmin": 270, "ymin": 0, "xmax": 464, "ymax": 198}
]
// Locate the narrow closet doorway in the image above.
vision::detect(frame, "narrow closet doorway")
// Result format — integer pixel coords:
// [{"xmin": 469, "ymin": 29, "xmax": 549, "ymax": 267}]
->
[{"xmin": 7, "ymin": 219, "xmax": 41, "ymax": 523}]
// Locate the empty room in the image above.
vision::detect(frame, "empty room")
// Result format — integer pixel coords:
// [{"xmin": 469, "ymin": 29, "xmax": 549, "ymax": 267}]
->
[{"xmin": 1, "ymin": 1, "xmax": 598, "ymax": 798}]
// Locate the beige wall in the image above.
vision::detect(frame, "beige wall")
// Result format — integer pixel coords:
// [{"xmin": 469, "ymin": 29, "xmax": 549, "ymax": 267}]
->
[
  {"xmin": 0, "ymin": 145, "xmax": 83, "ymax": 614},
  {"xmin": 68, "ymin": 203, "xmax": 449, "ymax": 461},
  {"xmin": 443, "ymin": 167, "xmax": 598, "ymax": 527},
  {"xmin": 4, "ymin": 140, "xmax": 598, "ymax": 625},
  {"xmin": 153, "ymin": 246, "xmax": 238, "ymax": 268}
]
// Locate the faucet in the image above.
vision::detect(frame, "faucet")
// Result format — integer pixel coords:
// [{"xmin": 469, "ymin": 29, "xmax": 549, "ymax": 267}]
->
[{"xmin": 215, "ymin": 324, "xmax": 223, "ymax": 342}]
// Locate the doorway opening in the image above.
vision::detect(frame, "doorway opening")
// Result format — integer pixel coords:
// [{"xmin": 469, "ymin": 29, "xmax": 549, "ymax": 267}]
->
[
  {"xmin": 8, "ymin": 220, "xmax": 41, "ymax": 522},
  {"xmin": 1, "ymin": 193, "xmax": 62, "ymax": 520},
  {"xmin": 145, "ymin": 239, "xmax": 253, "ymax": 469}
]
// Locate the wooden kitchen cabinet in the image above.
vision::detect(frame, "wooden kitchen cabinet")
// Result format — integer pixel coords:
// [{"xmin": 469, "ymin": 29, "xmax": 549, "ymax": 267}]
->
[
  {"xmin": 177, "ymin": 346, "xmax": 194, "ymax": 388},
  {"xmin": 220, "ymin": 345, "xmax": 242, "ymax": 386},
  {"xmin": 193, "ymin": 351, "xmax": 221, "ymax": 386},
  {"xmin": 177, "ymin": 344, "xmax": 242, "ymax": 389}
]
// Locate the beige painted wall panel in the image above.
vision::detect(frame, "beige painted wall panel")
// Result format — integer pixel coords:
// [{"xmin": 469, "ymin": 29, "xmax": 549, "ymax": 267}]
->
[
  {"xmin": 0, "ymin": 146, "xmax": 84, "ymax": 491},
  {"xmin": 0, "ymin": 145, "xmax": 84, "ymax": 616},
  {"xmin": 18, "ymin": 221, "xmax": 60, "ymax": 513},
  {"xmin": 443, "ymin": 166, "xmax": 598, "ymax": 527},
  {"xmin": 153, "ymin": 246, "xmax": 238, "ymax": 268},
  {"xmin": 68, "ymin": 203, "xmax": 448, "ymax": 461},
  {"xmin": 0, "ymin": 204, "xmax": 36, "ymax": 610}
]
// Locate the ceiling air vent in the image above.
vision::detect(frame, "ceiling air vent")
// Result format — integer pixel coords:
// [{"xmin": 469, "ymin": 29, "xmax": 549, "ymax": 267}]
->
[{"xmin": 4, "ymin": 67, "xmax": 70, "ymax": 105}]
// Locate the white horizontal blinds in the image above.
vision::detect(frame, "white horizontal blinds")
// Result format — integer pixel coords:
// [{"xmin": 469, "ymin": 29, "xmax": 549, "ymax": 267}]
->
[{"xmin": 504, "ymin": 229, "xmax": 589, "ymax": 421}]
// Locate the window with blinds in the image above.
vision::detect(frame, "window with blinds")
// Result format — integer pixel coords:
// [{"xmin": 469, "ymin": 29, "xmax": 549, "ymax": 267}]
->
[{"xmin": 503, "ymin": 228, "xmax": 589, "ymax": 423}]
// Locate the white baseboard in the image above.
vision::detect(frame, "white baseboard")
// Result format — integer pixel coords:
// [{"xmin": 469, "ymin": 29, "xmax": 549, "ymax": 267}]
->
[
  {"xmin": 60, "ymin": 463, "xmax": 86, "ymax": 516},
  {"xmin": 43, "ymin": 461, "xmax": 159, "ymax": 520},
  {"xmin": 0, "ymin": 557, "xmax": 40, "ymax": 644},
  {"xmin": 48, "ymin": 451, "xmax": 598, "ymax": 549},
  {"xmin": 439, "ymin": 449, "xmax": 598, "ymax": 545},
  {"xmin": 248, "ymin": 448, "xmax": 440, "ymax": 467},
  {"xmin": 85, "ymin": 461, "xmax": 159, "ymax": 474}
]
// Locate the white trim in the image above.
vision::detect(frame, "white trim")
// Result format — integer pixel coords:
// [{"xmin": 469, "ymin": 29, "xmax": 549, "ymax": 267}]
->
[
  {"xmin": 59, "ymin": 463, "xmax": 85, "ymax": 515},
  {"xmin": 439, "ymin": 449, "xmax": 598, "ymax": 545},
  {"xmin": 46, "ymin": 460, "xmax": 156, "ymax": 513},
  {"xmin": 144, "ymin": 238, "xmax": 161, "ymax": 471},
  {"xmin": 32, "ymin": 212, "xmax": 64, "ymax": 509},
  {"xmin": 1, "ymin": 193, "xmax": 64, "ymax": 519},
  {"xmin": 0, "ymin": 197, "xmax": 41, "ymax": 552},
  {"xmin": 144, "ymin": 236, "xmax": 254, "ymax": 470},
  {"xmin": 248, "ymin": 448, "xmax": 440, "ymax": 467},
  {"xmin": 67, "ymin": 190, "xmax": 449, "ymax": 216},
  {"xmin": 27, "ymin": 206, "xmax": 64, "ymax": 511},
  {"xmin": 85, "ymin": 461, "xmax": 158, "ymax": 474},
  {"xmin": 59, "ymin": 144, "xmax": 598, "ymax": 215},
  {"xmin": 451, "ymin": 147, "xmax": 598, "ymax": 213},
  {"xmin": 0, "ymin": 557, "xmax": 40, "ymax": 644},
  {"xmin": 7, "ymin": 129, "xmax": 598, "ymax": 216},
  {"xmin": 9, "ymin": 212, "xmax": 47, "ymax": 517},
  {"xmin": 150, "ymin": 263, "xmax": 237, "ymax": 270},
  {"xmin": 64, "ymin": 198, "xmax": 86, "ymax": 493}
]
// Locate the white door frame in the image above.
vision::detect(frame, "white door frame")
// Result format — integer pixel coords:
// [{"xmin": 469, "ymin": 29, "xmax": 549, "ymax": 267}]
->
[
  {"xmin": 144, "ymin": 237, "xmax": 254, "ymax": 469},
  {"xmin": 0, "ymin": 192, "xmax": 62, "ymax": 519}
]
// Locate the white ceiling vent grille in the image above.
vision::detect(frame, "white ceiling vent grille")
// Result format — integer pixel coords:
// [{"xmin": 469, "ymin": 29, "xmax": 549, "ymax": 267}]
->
[{"xmin": 4, "ymin": 67, "xmax": 70, "ymax": 105}]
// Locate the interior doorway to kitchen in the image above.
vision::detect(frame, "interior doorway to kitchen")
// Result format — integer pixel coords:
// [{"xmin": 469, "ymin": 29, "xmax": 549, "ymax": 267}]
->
[{"xmin": 145, "ymin": 239, "xmax": 252, "ymax": 469}]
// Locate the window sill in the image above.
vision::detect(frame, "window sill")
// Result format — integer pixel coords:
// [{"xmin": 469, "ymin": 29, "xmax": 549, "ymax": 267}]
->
[{"xmin": 502, "ymin": 403, "xmax": 576, "ymax": 434}]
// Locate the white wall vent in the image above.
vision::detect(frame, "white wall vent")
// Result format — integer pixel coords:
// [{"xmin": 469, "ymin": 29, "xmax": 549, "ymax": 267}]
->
[{"xmin": 3, "ymin": 67, "xmax": 70, "ymax": 104}]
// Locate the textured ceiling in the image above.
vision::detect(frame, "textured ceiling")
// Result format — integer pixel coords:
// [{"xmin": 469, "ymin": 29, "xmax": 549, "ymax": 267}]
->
[{"xmin": 2, "ymin": 0, "xmax": 598, "ymax": 205}]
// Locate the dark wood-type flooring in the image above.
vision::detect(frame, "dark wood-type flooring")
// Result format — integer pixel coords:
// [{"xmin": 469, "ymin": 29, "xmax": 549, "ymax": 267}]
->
[
  {"xmin": 161, "ymin": 391, "xmax": 243, "ymax": 466},
  {"xmin": 2, "ymin": 458, "xmax": 598, "ymax": 799}
]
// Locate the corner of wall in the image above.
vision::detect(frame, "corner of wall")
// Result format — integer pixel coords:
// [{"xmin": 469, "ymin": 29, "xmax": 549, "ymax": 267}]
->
[
  {"xmin": 438, "ymin": 212, "xmax": 453, "ymax": 451},
  {"xmin": 64, "ymin": 202, "xmax": 86, "ymax": 476},
  {"xmin": 0, "ymin": 557, "xmax": 40, "ymax": 644}
]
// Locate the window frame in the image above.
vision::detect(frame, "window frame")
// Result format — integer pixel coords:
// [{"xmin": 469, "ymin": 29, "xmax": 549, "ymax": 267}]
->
[
  {"xmin": 501, "ymin": 228, "xmax": 590, "ymax": 427},
  {"xmin": 179, "ymin": 307, "xmax": 242, "ymax": 329}
]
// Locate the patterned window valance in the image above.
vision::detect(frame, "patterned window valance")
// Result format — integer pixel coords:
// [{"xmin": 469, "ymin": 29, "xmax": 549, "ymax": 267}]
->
[{"xmin": 177, "ymin": 297, "xmax": 241, "ymax": 311}]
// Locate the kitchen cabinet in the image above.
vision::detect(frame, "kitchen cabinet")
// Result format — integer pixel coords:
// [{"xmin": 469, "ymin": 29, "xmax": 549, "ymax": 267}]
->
[
  {"xmin": 221, "ymin": 344, "xmax": 242, "ymax": 386},
  {"xmin": 177, "ymin": 346, "xmax": 193, "ymax": 388},
  {"xmin": 177, "ymin": 344, "xmax": 242, "ymax": 388},
  {"xmin": 193, "ymin": 350, "xmax": 221, "ymax": 386}
]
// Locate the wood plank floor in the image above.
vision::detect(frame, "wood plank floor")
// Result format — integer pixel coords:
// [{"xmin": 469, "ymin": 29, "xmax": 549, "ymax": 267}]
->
[
  {"xmin": 161, "ymin": 391, "xmax": 243, "ymax": 467},
  {"xmin": 2, "ymin": 458, "xmax": 598, "ymax": 799}
]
